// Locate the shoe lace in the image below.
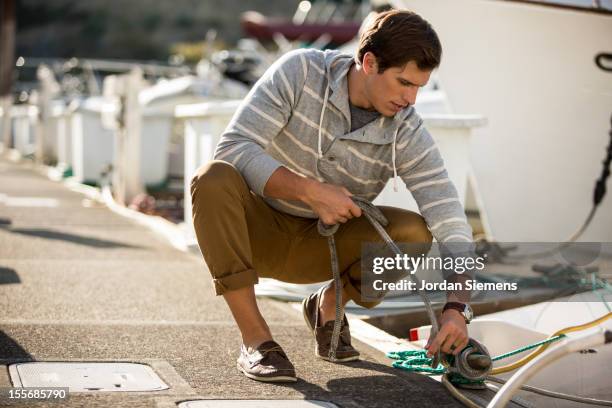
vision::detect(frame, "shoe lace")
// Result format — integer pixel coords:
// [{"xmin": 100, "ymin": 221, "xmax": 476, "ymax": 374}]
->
[
  {"xmin": 339, "ymin": 327, "xmax": 352, "ymax": 347},
  {"xmin": 259, "ymin": 345, "xmax": 287, "ymax": 359},
  {"xmin": 322, "ymin": 321, "xmax": 352, "ymax": 347}
]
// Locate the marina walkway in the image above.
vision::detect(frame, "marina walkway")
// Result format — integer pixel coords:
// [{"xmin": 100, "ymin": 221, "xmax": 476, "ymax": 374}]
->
[{"xmin": 0, "ymin": 157, "xmax": 467, "ymax": 407}]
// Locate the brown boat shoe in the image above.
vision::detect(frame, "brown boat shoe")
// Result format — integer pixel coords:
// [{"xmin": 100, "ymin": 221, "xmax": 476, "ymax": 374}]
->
[
  {"xmin": 236, "ymin": 340, "xmax": 297, "ymax": 382},
  {"xmin": 302, "ymin": 285, "xmax": 360, "ymax": 362}
]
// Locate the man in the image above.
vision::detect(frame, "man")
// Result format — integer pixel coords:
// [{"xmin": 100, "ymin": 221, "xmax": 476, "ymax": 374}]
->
[{"xmin": 190, "ymin": 9, "xmax": 473, "ymax": 383}]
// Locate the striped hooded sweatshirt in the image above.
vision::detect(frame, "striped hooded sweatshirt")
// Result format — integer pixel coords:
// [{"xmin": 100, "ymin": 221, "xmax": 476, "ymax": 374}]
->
[{"xmin": 214, "ymin": 48, "xmax": 473, "ymax": 244}]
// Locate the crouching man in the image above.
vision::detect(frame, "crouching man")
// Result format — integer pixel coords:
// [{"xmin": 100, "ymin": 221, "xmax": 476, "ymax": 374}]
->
[{"xmin": 191, "ymin": 9, "xmax": 473, "ymax": 382}]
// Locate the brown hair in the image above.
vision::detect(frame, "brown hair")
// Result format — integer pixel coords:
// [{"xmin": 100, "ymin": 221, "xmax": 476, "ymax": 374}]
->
[{"xmin": 357, "ymin": 9, "xmax": 442, "ymax": 72}]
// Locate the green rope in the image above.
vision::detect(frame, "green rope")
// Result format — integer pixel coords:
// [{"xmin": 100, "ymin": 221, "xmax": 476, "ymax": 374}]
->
[
  {"xmin": 387, "ymin": 350, "xmax": 445, "ymax": 374},
  {"xmin": 388, "ymin": 277, "xmax": 610, "ymax": 386},
  {"xmin": 491, "ymin": 334, "xmax": 566, "ymax": 362},
  {"xmin": 388, "ymin": 333, "xmax": 567, "ymax": 382},
  {"xmin": 447, "ymin": 372, "xmax": 482, "ymax": 385}
]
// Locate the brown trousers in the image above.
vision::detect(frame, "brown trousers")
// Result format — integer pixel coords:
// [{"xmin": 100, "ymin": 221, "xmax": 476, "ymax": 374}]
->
[{"xmin": 190, "ymin": 160, "xmax": 433, "ymax": 308}]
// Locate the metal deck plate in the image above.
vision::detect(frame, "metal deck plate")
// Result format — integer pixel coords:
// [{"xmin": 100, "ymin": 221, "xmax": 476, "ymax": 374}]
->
[
  {"xmin": 178, "ymin": 401, "xmax": 339, "ymax": 408},
  {"xmin": 8, "ymin": 362, "xmax": 169, "ymax": 392}
]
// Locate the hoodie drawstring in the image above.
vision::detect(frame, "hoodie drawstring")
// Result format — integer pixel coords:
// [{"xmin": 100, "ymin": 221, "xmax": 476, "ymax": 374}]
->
[{"xmin": 317, "ymin": 85, "xmax": 330, "ymax": 159}]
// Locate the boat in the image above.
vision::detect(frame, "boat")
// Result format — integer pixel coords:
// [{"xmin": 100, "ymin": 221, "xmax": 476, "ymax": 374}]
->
[
  {"xmin": 393, "ymin": 0, "xmax": 612, "ymax": 243},
  {"xmin": 240, "ymin": 0, "xmax": 369, "ymax": 47},
  {"xmin": 406, "ymin": 288, "xmax": 612, "ymax": 406},
  {"xmin": 241, "ymin": 10, "xmax": 361, "ymax": 46}
]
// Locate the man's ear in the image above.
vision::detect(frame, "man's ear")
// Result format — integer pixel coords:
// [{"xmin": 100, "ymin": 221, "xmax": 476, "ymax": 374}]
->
[{"xmin": 363, "ymin": 52, "xmax": 379, "ymax": 75}]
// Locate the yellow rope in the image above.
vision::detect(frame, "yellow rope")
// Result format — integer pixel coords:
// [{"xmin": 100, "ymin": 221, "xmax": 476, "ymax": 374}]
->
[{"xmin": 491, "ymin": 312, "xmax": 612, "ymax": 374}]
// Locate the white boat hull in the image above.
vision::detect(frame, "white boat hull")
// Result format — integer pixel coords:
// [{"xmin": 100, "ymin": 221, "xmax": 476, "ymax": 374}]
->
[
  {"xmin": 412, "ymin": 290, "xmax": 612, "ymax": 401},
  {"xmin": 394, "ymin": 0, "xmax": 612, "ymax": 242}
]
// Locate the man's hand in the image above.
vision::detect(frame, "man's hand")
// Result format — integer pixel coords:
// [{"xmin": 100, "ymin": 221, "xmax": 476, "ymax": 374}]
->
[
  {"xmin": 264, "ymin": 167, "xmax": 361, "ymax": 225},
  {"xmin": 425, "ymin": 309, "xmax": 468, "ymax": 357},
  {"xmin": 300, "ymin": 180, "xmax": 362, "ymax": 225}
]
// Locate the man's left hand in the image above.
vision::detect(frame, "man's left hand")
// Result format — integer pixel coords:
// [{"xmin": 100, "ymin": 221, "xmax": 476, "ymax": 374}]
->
[{"xmin": 425, "ymin": 309, "xmax": 468, "ymax": 356}]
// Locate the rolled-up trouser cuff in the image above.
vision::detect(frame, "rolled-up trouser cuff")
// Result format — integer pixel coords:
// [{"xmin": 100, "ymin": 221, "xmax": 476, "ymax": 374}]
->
[{"xmin": 213, "ymin": 269, "xmax": 259, "ymax": 295}]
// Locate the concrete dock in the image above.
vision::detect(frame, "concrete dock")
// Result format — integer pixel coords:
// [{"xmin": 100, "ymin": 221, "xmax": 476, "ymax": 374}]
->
[{"xmin": 0, "ymin": 157, "xmax": 471, "ymax": 407}]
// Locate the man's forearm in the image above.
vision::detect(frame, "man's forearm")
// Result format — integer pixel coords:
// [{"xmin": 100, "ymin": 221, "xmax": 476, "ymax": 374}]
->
[{"xmin": 263, "ymin": 166, "xmax": 315, "ymax": 201}]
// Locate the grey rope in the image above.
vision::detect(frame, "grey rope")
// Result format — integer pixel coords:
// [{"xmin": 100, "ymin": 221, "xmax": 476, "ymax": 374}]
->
[
  {"xmin": 487, "ymin": 376, "xmax": 612, "ymax": 406},
  {"xmin": 316, "ymin": 212, "xmax": 344, "ymax": 362},
  {"xmin": 317, "ymin": 196, "xmax": 441, "ymax": 365}
]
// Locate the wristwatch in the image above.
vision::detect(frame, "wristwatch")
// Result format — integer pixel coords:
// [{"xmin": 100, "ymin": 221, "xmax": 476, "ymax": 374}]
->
[{"xmin": 442, "ymin": 302, "xmax": 473, "ymax": 324}]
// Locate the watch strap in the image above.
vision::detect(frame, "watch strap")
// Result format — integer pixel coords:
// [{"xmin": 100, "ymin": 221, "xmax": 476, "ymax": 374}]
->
[{"xmin": 442, "ymin": 302, "xmax": 466, "ymax": 314}]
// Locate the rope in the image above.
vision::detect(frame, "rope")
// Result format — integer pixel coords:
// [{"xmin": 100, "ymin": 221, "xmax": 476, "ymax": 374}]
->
[
  {"xmin": 323, "ymin": 197, "xmax": 493, "ymax": 381},
  {"xmin": 317, "ymin": 196, "xmax": 441, "ymax": 364},
  {"xmin": 319, "ymin": 198, "xmax": 611, "ymax": 406},
  {"xmin": 387, "ymin": 350, "xmax": 445, "ymax": 374},
  {"xmin": 491, "ymin": 311, "xmax": 612, "ymax": 374},
  {"xmin": 491, "ymin": 335, "xmax": 566, "ymax": 362},
  {"xmin": 388, "ymin": 312, "xmax": 612, "ymax": 395},
  {"xmin": 441, "ymin": 374, "xmax": 485, "ymax": 408},
  {"xmin": 316, "ymin": 219, "xmax": 343, "ymax": 362},
  {"xmin": 486, "ymin": 376, "xmax": 612, "ymax": 406}
]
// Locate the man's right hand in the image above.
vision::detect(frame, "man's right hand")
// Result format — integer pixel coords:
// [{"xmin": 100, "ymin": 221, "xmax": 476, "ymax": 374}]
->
[
  {"xmin": 300, "ymin": 180, "xmax": 362, "ymax": 225},
  {"xmin": 263, "ymin": 167, "xmax": 362, "ymax": 225}
]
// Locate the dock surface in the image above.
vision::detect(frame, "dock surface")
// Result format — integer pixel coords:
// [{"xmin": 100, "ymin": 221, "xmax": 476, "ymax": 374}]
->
[{"xmin": 0, "ymin": 158, "xmax": 468, "ymax": 408}]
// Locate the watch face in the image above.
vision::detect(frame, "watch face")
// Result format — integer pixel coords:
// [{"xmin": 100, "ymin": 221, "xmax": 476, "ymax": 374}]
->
[{"xmin": 463, "ymin": 304, "xmax": 474, "ymax": 322}]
